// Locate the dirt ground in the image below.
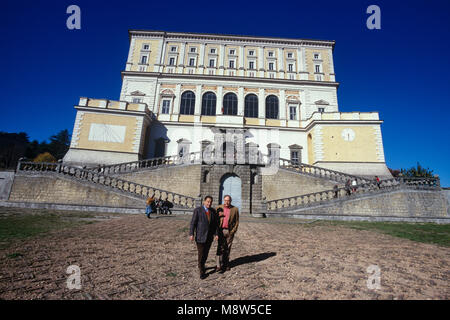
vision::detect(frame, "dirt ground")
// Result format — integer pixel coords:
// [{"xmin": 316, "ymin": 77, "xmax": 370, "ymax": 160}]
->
[{"xmin": 0, "ymin": 213, "xmax": 449, "ymax": 300}]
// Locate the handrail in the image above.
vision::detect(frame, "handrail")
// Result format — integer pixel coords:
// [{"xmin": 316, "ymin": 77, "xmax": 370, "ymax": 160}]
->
[
  {"xmin": 90, "ymin": 152, "xmax": 204, "ymax": 175},
  {"xmin": 278, "ymin": 157, "xmax": 370, "ymax": 184},
  {"xmin": 16, "ymin": 161, "xmax": 197, "ymax": 209},
  {"xmin": 267, "ymin": 176, "xmax": 440, "ymax": 211}
]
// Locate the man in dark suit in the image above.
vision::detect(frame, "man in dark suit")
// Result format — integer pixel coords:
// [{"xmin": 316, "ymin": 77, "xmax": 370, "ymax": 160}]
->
[{"xmin": 189, "ymin": 195, "xmax": 219, "ymax": 279}]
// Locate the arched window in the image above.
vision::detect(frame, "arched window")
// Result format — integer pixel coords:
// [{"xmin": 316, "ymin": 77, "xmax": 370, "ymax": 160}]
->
[
  {"xmin": 265, "ymin": 95, "xmax": 279, "ymax": 119},
  {"xmin": 180, "ymin": 91, "xmax": 195, "ymax": 115},
  {"xmin": 223, "ymin": 92, "xmax": 238, "ymax": 115},
  {"xmin": 201, "ymin": 92, "xmax": 216, "ymax": 116},
  {"xmin": 244, "ymin": 94, "xmax": 258, "ymax": 118}
]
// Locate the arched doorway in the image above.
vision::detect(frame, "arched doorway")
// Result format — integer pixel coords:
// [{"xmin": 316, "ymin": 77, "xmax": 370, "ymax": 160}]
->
[{"xmin": 219, "ymin": 173, "xmax": 241, "ymax": 211}]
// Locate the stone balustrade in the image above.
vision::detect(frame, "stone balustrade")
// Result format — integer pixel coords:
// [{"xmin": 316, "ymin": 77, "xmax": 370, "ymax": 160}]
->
[
  {"xmin": 16, "ymin": 161, "xmax": 196, "ymax": 209},
  {"xmin": 267, "ymin": 176, "xmax": 440, "ymax": 211}
]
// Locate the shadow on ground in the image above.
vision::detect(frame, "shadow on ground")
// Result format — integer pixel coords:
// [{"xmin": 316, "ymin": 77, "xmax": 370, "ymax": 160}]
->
[{"xmin": 230, "ymin": 252, "xmax": 276, "ymax": 268}]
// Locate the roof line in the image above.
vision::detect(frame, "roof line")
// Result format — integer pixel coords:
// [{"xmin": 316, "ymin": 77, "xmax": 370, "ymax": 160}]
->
[{"xmin": 128, "ymin": 29, "xmax": 335, "ymax": 46}]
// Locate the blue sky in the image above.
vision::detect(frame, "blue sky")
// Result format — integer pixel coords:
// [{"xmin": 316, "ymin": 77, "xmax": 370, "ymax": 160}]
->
[{"xmin": 1, "ymin": 0, "xmax": 449, "ymax": 186}]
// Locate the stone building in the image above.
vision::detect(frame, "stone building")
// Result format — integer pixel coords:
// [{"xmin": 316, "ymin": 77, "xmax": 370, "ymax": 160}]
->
[{"xmin": 62, "ymin": 30, "xmax": 394, "ymax": 214}]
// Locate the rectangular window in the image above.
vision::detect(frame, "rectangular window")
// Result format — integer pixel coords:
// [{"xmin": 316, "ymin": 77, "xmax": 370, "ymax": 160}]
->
[
  {"xmin": 229, "ymin": 60, "xmax": 235, "ymax": 68},
  {"xmin": 210, "ymin": 48, "xmax": 216, "ymax": 54},
  {"xmin": 314, "ymin": 53, "xmax": 319, "ymax": 59},
  {"xmin": 291, "ymin": 151, "xmax": 299, "ymax": 163},
  {"xmin": 171, "ymin": 46, "xmax": 177, "ymax": 52},
  {"xmin": 189, "ymin": 58, "xmax": 195, "ymax": 66},
  {"xmin": 289, "ymin": 106, "xmax": 297, "ymax": 120},
  {"xmin": 287, "ymin": 52, "xmax": 293, "ymax": 58},
  {"xmin": 162, "ymin": 100, "xmax": 170, "ymax": 114},
  {"xmin": 209, "ymin": 59, "xmax": 215, "ymax": 67},
  {"xmin": 132, "ymin": 98, "xmax": 142, "ymax": 103},
  {"xmin": 169, "ymin": 57, "xmax": 175, "ymax": 65},
  {"xmin": 229, "ymin": 49, "xmax": 235, "ymax": 55},
  {"xmin": 190, "ymin": 47, "xmax": 196, "ymax": 53},
  {"xmin": 249, "ymin": 61, "xmax": 254, "ymax": 69},
  {"xmin": 269, "ymin": 62, "xmax": 274, "ymax": 70},
  {"xmin": 141, "ymin": 56, "xmax": 147, "ymax": 64},
  {"xmin": 288, "ymin": 64, "xmax": 293, "ymax": 72},
  {"xmin": 268, "ymin": 51, "xmax": 274, "ymax": 57},
  {"xmin": 315, "ymin": 65, "xmax": 320, "ymax": 73},
  {"xmin": 143, "ymin": 44, "xmax": 149, "ymax": 50},
  {"xmin": 318, "ymin": 107, "xmax": 325, "ymax": 113},
  {"xmin": 249, "ymin": 50, "xmax": 254, "ymax": 56}
]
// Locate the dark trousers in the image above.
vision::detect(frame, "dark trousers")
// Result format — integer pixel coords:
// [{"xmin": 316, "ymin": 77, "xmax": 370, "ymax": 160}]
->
[
  {"xmin": 216, "ymin": 228, "xmax": 233, "ymax": 268},
  {"xmin": 196, "ymin": 238, "xmax": 213, "ymax": 272}
]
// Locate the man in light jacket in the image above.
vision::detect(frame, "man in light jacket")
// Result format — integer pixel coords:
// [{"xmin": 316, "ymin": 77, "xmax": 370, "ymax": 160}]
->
[{"xmin": 215, "ymin": 195, "xmax": 239, "ymax": 273}]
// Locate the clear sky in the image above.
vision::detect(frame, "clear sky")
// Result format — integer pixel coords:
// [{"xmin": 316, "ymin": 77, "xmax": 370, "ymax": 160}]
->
[{"xmin": 1, "ymin": 0, "xmax": 449, "ymax": 186}]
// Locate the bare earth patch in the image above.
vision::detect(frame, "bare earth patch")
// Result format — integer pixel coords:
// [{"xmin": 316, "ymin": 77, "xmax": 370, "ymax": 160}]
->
[{"xmin": 0, "ymin": 214, "xmax": 448, "ymax": 300}]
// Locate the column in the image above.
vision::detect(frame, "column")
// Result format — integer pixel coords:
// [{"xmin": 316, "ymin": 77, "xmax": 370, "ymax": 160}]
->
[
  {"xmin": 328, "ymin": 48, "xmax": 336, "ymax": 81},
  {"xmin": 279, "ymin": 89, "xmax": 286, "ymax": 126},
  {"xmin": 237, "ymin": 87, "xmax": 244, "ymax": 116},
  {"xmin": 194, "ymin": 84, "xmax": 202, "ymax": 119},
  {"xmin": 239, "ymin": 45, "xmax": 245, "ymax": 76},
  {"xmin": 258, "ymin": 88, "xmax": 265, "ymax": 125},
  {"xmin": 178, "ymin": 42, "xmax": 186, "ymax": 73},
  {"xmin": 258, "ymin": 46, "xmax": 264, "ymax": 77},
  {"xmin": 278, "ymin": 48, "xmax": 284, "ymax": 78},
  {"xmin": 173, "ymin": 84, "xmax": 181, "ymax": 115},
  {"xmin": 219, "ymin": 44, "xmax": 225, "ymax": 75},
  {"xmin": 300, "ymin": 47, "xmax": 308, "ymax": 80},
  {"xmin": 156, "ymin": 39, "xmax": 166, "ymax": 72},
  {"xmin": 154, "ymin": 82, "xmax": 161, "ymax": 113},
  {"xmin": 126, "ymin": 37, "xmax": 135, "ymax": 71},
  {"xmin": 216, "ymin": 86, "xmax": 223, "ymax": 115},
  {"xmin": 199, "ymin": 43, "xmax": 206, "ymax": 74}
]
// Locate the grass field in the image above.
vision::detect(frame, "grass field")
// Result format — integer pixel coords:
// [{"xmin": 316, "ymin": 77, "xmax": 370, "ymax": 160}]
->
[
  {"xmin": 0, "ymin": 208, "xmax": 119, "ymax": 249},
  {"xmin": 307, "ymin": 220, "xmax": 450, "ymax": 247}
]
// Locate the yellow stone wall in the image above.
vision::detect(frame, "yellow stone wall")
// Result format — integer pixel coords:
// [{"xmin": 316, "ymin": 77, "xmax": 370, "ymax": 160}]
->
[
  {"xmin": 305, "ymin": 48, "xmax": 330, "ymax": 81},
  {"xmin": 320, "ymin": 126, "xmax": 379, "ymax": 162},
  {"xmin": 179, "ymin": 115, "xmax": 195, "ymax": 122},
  {"xmin": 132, "ymin": 39, "xmax": 161, "ymax": 71},
  {"xmin": 200, "ymin": 116, "xmax": 216, "ymax": 123},
  {"xmin": 77, "ymin": 113, "xmax": 138, "ymax": 153},
  {"xmin": 128, "ymin": 36, "xmax": 334, "ymax": 81},
  {"xmin": 244, "ymin": 118, "xmax": 259, "ymax": 125},
  {"xmin": 307, "ymin": 133, "xmax": 314, "ymax": 164}
]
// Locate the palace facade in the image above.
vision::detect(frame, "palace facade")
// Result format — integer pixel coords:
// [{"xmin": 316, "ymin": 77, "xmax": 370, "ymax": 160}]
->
[{"xmin": 63, "ymin": 30, "xmax": 391, "ymax": 178}]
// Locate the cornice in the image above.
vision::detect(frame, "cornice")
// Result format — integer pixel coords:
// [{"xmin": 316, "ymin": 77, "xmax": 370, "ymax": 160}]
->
[
  {"xmin": 128, "ymin": 30, "xmax": 335, "ymax": 49},
  {"xmin": 121, "ymin": 71, "xmax": 340, "ymax": 88}
]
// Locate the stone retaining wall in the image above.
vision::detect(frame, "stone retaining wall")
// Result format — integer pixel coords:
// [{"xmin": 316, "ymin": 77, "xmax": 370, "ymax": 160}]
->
[
  {"xmin": 262, "ymin": 168, "xmax": 341, "ymax": 201},
  {"xmin": 9, "ymin": 173, "xmax": 143, "ymax": 208},
  {"xmin": 268, "ymin": 188, "xmax": 449, "ymax": 222},
  {"xmin": 114, "ymin": 164, "xmax": 201, "ymax": 198}
]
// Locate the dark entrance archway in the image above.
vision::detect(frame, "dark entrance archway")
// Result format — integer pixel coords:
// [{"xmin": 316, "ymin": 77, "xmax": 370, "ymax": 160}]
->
[{"xmin": 219, "ymin": 173, "xmax": 241, "ymax": 211}]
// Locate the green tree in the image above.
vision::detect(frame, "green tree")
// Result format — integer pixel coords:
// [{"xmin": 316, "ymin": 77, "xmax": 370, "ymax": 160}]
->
[
  {"xmin": 400, "ymin": 162, "xmax": 434, "ymax": 178},
  {"xmin": 0, "ymin": 132, "xmax": 30, "ymax": 168},
  {"xmin": 33, "ymin": 152, "xmax": 57, "ymax": 163},
  {"xmin": 48, "ymin": 129, "xmax": 71, "ymax": 160}
]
